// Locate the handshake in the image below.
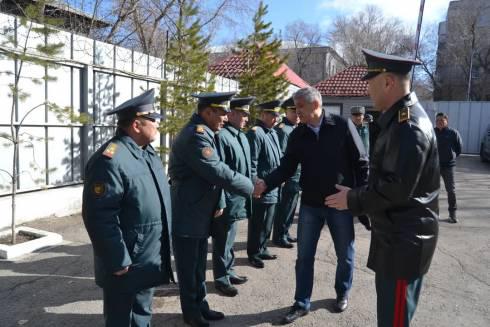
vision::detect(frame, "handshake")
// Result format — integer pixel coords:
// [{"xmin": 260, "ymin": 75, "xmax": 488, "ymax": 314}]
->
[{"xmin": 253, "ymin": 178, "xmax": 267, "ymax": 198}]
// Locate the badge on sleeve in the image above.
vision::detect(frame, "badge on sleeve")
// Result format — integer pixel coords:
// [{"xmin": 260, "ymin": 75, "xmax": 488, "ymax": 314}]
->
[
  {"xmin": 103, "ymin": 142, "xmax": 118, "ymax": 158},
  {"xmin": 196, "ymin": 125, "xmax": 205, "ymax": 134},
  {"xmin": 398, "ymin": 107, "xmax": 410, "ymax": 123},
  {"xmin": 92, "ymin": 182, "xmax": 106, "ymax": 197},
  {"xmin": 202, "ymin": 147, "xmax": 213, "ymax": 158}
]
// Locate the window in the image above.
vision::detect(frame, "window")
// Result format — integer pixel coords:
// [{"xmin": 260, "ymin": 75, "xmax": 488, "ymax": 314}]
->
[{"xmin": 323, "ymin": 103, "xmax": 343, "ymax": 116}]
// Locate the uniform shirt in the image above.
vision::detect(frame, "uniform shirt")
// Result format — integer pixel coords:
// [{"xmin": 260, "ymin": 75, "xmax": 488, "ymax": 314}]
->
[
  {"xmin": 246, "ymin": 119, "xmax": 282, "ymax": 204},
  {"xmin": 216, "ymin": 123, "xmax": 253, "ymax": 220},
  {"xmin": 168, "ymin": 113, "xmax": 254, "ymax": 238},
  {"xmin": 435, "ymin": 126, "xmax": 462, "ymax": 168},
  {"xmin": 82, "ymin": 129, "xmax": 173, "ymax": 292}
]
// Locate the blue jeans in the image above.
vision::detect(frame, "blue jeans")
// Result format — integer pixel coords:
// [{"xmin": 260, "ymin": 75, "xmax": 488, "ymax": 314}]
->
[{"xmin": 294, "ymin": 205, "xmax": 355, "ymax": 310}]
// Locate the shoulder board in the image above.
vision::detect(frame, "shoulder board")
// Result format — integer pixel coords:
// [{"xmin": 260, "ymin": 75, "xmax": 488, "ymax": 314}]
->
[
  {"xmin": 196, "ymin": 124, "xmax": 205, "ymax": 134},
  {"xmin": 102, "ymin": 142, "xmax": 117, "ymax": 158},
  {"xmin": 398, "ymin": 107, "xmax": 410, "ymax": 123}
]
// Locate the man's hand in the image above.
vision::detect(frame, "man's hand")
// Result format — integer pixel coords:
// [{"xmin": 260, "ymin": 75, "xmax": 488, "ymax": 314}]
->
[
  {"xmin": 214, "ymin": 209, "xmax": 224, "ymax": 218},
  {"xmin": 324, "ymin": 184, "xmax": 351, "ymax": 210},
  {"xmin": 253, "ymin": 179, "xmax": 267, "ymax": 198},
  {"xmin": 113, "ymin": 266, "xmax": 129, "ymax": 276}
]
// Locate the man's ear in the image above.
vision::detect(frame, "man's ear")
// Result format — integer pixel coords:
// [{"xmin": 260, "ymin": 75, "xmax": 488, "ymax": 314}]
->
[{"xmin": 131, "ymin": 119, "xmax": 142, "ymax": 133}]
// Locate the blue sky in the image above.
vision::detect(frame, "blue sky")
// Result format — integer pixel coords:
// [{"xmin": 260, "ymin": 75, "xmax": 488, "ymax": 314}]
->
[{"xmin": 214, "ymin": 0, "xmax": 453, "ymax": 44}]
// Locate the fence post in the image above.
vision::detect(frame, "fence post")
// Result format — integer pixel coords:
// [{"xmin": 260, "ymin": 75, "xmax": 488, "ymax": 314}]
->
[{"xmin": 80, "ymin": 65, "xmax": 89, "ymax": 179}]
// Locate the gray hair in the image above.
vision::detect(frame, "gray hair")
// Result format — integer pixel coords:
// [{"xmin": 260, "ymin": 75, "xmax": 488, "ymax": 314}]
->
[{"xmin": 293, "ymin": 87, "xmax": 322, "ymax": 105}]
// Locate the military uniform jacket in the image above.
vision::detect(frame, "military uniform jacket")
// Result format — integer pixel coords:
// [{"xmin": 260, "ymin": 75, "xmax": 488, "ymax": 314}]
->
[
  {"xmin": 168, "ymin": 114, "xmax": 254, "ymax": 238},
  {"xmin": 247, "ymin": 119, "xmax": 282, "ymax": 204},
  {"xmin": 347, "ymin": 92, "xmax": 440, "ymax": 279},
  {"xmin": 82, "ymin": 130, "xmax": 173, "ymax": 293},
  {"xmin": 275, "ymin": 117, "xmax": 301, "ymax": 193},
  {"xmin": 216, "ymin": 123, "xmax": 253, "ymax": 221}
]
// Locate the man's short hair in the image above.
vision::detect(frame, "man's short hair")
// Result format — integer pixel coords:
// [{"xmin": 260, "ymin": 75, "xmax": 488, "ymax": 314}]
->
[
  {"xmin": 293, "ymin": 87, "xmax": 322, "ymax": 105},
  {"xmin": 436, "ymin": 112, "xmax": 448, "ymax": 119}
]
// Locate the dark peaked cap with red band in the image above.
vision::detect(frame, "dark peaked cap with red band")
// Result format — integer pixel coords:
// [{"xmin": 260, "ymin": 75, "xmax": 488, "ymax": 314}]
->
[
  {"xmin": 105, "ymin": 88, "xmax": 162, "ymax": 120},
  {"xmin": 361, "ymin": 48, "xmax": 422, "ymax": 81}
]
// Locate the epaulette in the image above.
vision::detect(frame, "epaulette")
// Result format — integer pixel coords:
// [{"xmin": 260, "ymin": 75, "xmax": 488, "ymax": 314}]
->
[
  {"xmin": 398, "ymin": 107, "xmax": 410, "ymax": 123},
  {"xmin": 102, "ymin": 142, "xmax": 117, "ymax": 158},
  {"xmin": 196, "ymin": 124, "xmax": 205, "ymax": 134}
]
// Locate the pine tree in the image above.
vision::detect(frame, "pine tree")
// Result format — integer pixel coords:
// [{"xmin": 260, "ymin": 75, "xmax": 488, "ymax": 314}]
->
[
  {"xmin": 159, "ymin": 0, "xmax": 214, "ymax": 144},
  {"xmin": 236, "ymin": 1, "xmax": 289, "ymax": 105}
]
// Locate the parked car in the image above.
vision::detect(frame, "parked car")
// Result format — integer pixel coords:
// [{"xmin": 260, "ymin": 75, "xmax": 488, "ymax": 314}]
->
[{"xmin": 480, "ymin": 124, "xmax": 490, "ymax": 162}]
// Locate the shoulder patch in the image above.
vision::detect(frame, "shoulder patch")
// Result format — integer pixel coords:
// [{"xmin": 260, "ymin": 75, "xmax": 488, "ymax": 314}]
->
[
  {"xmin": 102, "ymin": 143, "xmax": 118, "ymax": 158},
  {"xmin": 196, "ymin": 124, "xmax": 205, "ymax": 134},
  {"xmin": 92, "ymin": 182, "xmax": 106, "ymax": 197},
  {"xmin": 398, "ymin": 107, "xmax": 410, "ymax": 123},
  {"xmin": 202, "ymin": 147, "xmax": 213, "ymax": 158}
]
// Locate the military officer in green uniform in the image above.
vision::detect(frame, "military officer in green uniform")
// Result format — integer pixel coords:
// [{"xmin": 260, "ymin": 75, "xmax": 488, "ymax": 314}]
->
[
  {"xmin": 246, "ymin": 99, "xmax": 283, "ymax": 268},
  {"xmin": 82, "ymin": 89, "xmax": 174, "ymax": 327},
  {"xmin": 212, "ymin": 96, "xmax": 255, "ymax": 297},
  {"xmin": 272, "ymin": 97, "xmax": 301, "ymax": 248},
  {"xmin": 168, "ymin": 92, "xmax": 255, "ymax": 327},
  {"xmin": 326, "ymin": 49, "xmax": 440, "ymax": 327},
  {"xmin": 350, "ymin": 106, "xmax": 370, "ymax": 155}
]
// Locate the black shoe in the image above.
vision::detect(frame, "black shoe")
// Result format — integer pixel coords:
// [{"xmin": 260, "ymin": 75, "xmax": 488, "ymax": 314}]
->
[
  {"xmin": 201, "ymin": 309, "xmax": 225, "ymax": 321},
  {"xmin": 273, "ymin": 239, "xmax": 294, "ymax": 248},
  {"xmin": 229, "ymin": 275, "xmax": 248, "ymax": 285},
  {"xmin": 215, "ymin": 282, "xmax": 238, "ymax": 297},
  {"xmin": 336, "ymin": 296, "xmax": 348, "ymax": 312},
  {"xmin": 448, "ymin": 217, "xmax": 458, "ymax": 223},
  {"xmin": 258, "ymin": 252, "xmax": 278, "ymax": 260},
  {"xmin": 281, "ymin": 305, "xmax": 309, "ymax": 324},
  {"xmin": 248, "ymin": 256, "xmax": 265, "ymax": 268},
  {"xmin": 183, "ymin": 315, "xmax": 209, "ymax": 327},
  {"xmin": 287, "ymin": 236, "xmax": 297, "ymax": 243}
]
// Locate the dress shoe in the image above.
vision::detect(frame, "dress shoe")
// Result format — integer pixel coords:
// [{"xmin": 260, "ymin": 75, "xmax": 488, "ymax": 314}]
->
[
  {"xmin": 248, "ymin": 256, "xmax": 265, "ymax": 268},
  {"xmin": 229, "ymin": 275, "xmax": 248, "ymax": 285},
  {"xmin": 280, "ymin": 305, "xmax": 309, "ymax": 324},
  {"xmin": 287, "ymin": 236, "xmax": 297, "ymax": 243},
  {"xmin": 183, "ymin": 315, "xmax": 209, "ymax": 327},
  {"xmin": 215, "ymin": 282, "xmax": 238, "ymax": 297},
  {"xmin": 336, "ymin": 296, "xmax": 348, "ymax": 312},
  {"xmin": 449, "ymin": 212, "xmax": 458, "ymax": 223},
  {"xmin": 258, "ymin": 252, "xmax": 278, "ymax": 260},
  {"xmin": 201, "ymin": 309, "xmax": 225, "ymax": 321},
  {"xmin": 273, "ymin": 239, "xmax": 294, "ymax": 248}
]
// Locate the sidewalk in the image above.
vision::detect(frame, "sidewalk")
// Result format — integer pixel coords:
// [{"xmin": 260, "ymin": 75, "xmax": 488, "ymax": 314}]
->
[{"xmin": 1, "ymin": 155, "xmax": 489, "ymax": 326}]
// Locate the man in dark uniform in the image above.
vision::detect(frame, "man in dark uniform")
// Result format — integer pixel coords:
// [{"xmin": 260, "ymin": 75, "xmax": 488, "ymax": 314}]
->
[
  {"xmin": 272, "ymin": 97, "xmax": 301, "ymax": 249},
  {"xmin": 326, "ymin": 49, "xmax": 440, "ymax": 327},
  {"xmin": 435, "ymin": 112, "xmax": 462, "ymax": 223},
  {"xmin": 246, "ymin": 100, "xmax": 283, "ymax": 269},
  {"xmin": 350, "ymin": 106, "xmax": 370, "ymax": 155},
  {"xmin": 212, "ymin": 96, "xmax": 255, "ymax": 297},
  {"xmin": 82, "ymin": 89, "xmax": 174, "ymax": 327},
  {"xmin": 168, "ymin": 92, "xmax": 255, "ymax": 327},
  {"xmin": 254, "ymin": 87, "xmax": 369, "ymax": 324}
]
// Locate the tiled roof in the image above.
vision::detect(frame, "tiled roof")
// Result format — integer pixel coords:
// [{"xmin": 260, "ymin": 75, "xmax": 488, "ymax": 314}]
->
[
  {"xmin": 208, "ymin": 54, "xmax": 309, "ymax": 88},
  {"xmin": 314, "ymin": 66, "xmax": 368, "ymax": 97}
]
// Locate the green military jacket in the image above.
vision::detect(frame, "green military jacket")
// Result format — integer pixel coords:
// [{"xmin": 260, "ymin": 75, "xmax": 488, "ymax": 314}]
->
[
  {"xmin": 247, "ymin": 119, "xmax": 282, "ymax": 204},
  {"xmin": 82, "ymin": 130, "xmax": 173, "ymax": 293},
  {"xmin": 168, "ymin": 114, "xmax": 254, "ymax": 238},
  {"xmin": 356, "ymin": 123, "xmax": 370, "ymax": 156},
  {"xmin": 216, "ymin": 123, "xmax": 253, "ymax": 221},
  {"xmin": 275, "ymin": 117, "xmax": 301, "ymax": 193}
]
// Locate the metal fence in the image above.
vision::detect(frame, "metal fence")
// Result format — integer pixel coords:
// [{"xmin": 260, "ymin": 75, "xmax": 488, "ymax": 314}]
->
[{"xmin": 0, "ymin": 12, "xmax": 238, "ymax": 196}]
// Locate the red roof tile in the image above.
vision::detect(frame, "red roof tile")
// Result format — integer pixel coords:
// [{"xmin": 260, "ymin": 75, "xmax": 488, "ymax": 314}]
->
[
  {"xmin": 314, "ymin": 66, "xmax": 368, "ymax": 97},
  {"xmin": 208, "ymin": 54, "xmax": 310, "ymax": 88}
]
